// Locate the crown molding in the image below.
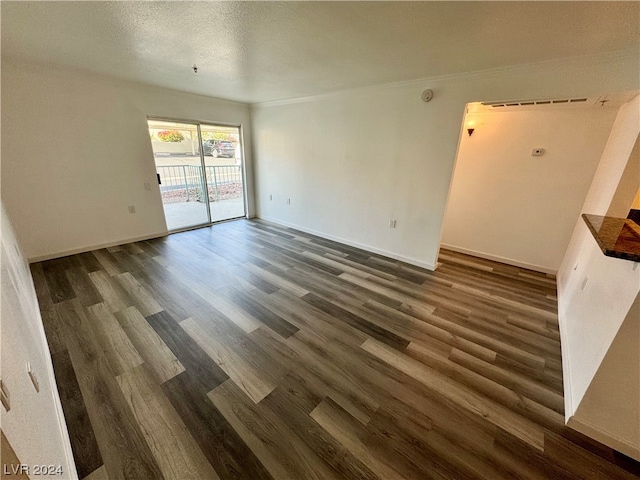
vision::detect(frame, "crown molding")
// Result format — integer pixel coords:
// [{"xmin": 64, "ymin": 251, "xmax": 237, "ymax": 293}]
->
[
  {"xmin": 252, "ymin": 48, "xmax": 639, "ymax": 108},
  {"xmin": 1, "ymin": 55, "xmax": 251, "ymax": 108}
]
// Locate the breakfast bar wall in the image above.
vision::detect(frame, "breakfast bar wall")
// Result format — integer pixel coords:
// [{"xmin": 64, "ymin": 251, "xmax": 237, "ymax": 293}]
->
[{"xmin": 557, "ymin": 94, "xmax": 640, "ymax": 460}]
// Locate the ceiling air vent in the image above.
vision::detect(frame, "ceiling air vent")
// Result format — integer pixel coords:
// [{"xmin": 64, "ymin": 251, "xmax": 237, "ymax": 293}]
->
[{"xmin": 482, "ymin": 97, "xmax": 588, "ymax": 108}]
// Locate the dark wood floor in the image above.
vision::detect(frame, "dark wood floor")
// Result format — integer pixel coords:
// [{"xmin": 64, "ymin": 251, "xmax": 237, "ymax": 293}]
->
[{"xmin": 32, "ymin": 219, "xmax": 640, "ymax": 480}]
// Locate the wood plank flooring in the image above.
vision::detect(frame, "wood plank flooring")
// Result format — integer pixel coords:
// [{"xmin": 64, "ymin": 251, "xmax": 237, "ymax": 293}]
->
[{"xmin": 32, "ymin": 219, "xmax": 640, "ymax": 480}]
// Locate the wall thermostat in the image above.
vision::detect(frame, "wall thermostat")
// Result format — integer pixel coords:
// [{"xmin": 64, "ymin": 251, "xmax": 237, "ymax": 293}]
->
[
  {"xmin": 421, "ymin": 89, "xmax": 434, "ymax": 103},
  {"xmin": 532, "ymin": 148, "xmax": 545, "ymax": 156}
]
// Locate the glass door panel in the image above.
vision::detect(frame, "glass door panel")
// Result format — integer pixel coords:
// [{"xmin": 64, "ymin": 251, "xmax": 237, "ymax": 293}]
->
[
  {"xmin": 148, "ymin": 120, "xmax": 210, "ymax": 231},
  {"xmin": 200, "ymin": 124, "xmax": 246, "ymax": 222}
]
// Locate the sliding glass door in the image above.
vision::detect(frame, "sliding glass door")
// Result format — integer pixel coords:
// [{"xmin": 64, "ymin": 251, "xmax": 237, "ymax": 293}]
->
[
  {"xmin": 200, "ymin": 124, "xmax": 246, "ymax": 222},
  {"xmin": 147, "ymin": 119, "xmax": 246, "ymax": 231}
]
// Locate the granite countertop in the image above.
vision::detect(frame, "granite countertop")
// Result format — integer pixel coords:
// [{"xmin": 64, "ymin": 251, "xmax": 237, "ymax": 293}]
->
[{"xmin": 582, "ymin": 214, "xmax": 640, "ymax": 262}]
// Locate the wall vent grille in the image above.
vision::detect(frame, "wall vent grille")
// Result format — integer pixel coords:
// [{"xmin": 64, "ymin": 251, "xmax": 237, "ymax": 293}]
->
[{"xmin": 482, "ymin": 98, "xmax": 588, "ymax": 108}]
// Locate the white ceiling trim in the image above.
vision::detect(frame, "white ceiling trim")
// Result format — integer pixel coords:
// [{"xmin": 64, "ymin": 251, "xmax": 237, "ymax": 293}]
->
[
  {"xmin": 1, "ymin": 55, "xmax": 252, "ymax": 108},
  {"xmin": 253, "ymin": 47, "xmax": 640, "ymax": 108}
]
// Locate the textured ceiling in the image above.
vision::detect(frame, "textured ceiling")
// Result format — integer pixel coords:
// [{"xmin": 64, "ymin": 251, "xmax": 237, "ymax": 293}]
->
[{"xmin": 2, "ymin": 2, "xmax": 639, "ymax": 104}]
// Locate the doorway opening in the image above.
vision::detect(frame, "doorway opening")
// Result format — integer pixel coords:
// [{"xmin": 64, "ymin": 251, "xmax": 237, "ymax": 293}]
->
[
  {"xmin": 147, "ymin": 119, "xmax": 246, "ymax": 231},
  {"xmin": 442, "ymin": 96, "xmax": 622, "ymax": 273}
]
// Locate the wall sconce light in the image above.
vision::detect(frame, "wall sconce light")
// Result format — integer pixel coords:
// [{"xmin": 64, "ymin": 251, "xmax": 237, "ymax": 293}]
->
[{"xmin": 466, "ymin": 119, "xmax": 476, "ymax": 136}]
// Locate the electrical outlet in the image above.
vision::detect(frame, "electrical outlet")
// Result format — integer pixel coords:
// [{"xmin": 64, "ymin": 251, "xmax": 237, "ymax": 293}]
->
[
  {"xmin": 581, "ymin": 276, "xmax": 589, "ymax": 291},
  {"xmin": 27, "ymin": 362, "xmax": 39, "ymax": 393},
  {"xmin": 389, "ymin": 219, "xmax": 397, "ymax": 228},
  {"xmin": 144, "ymin": 182, "xmax": 151, "ymax": 191},
  {"xmin": 1, "ymin": 379, "xmax": 10, "ymax": 412},
  {"xmin": 128, "ymin": 205, "xmax": 136, "ymax": 214}
]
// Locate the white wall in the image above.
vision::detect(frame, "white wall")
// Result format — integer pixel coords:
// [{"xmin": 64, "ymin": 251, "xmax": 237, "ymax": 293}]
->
[
  {"xmin": 570, "ymin": 291, "xmax": 640, "ymax": 460},
  {"xmin": 1, "ymin": 203, "xmax": 77, "ymax": 479},
  {"xmin": 441, "ymin": 107, "xmax": 617, "ymax": 273},
  {"xmin": 557, "ymin": 95, "xmax": 640, "ymax": 458},
  {"xmin": 1, "ymin": 60, "xmax": 255, "ymax": 261},
  {"xmin": 607, "ymin": 134, "xmax": 640, "ymax": 217},
  {"xmin": 251, "ymin": 50, "xmax": 639, "ymax": 270}
]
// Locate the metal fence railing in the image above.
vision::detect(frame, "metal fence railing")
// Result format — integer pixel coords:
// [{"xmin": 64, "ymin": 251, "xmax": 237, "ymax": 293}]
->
[{"xmin": 156, "ymin": 165, "xmax": 243, "ymax": 204}]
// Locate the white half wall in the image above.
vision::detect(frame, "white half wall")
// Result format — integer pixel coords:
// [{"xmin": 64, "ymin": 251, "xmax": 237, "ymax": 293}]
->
[
  {"xmin": 557, "ymin": 95, "xmax": 640, "ymax": 458},
  {"xmin": 1, "ymin": 59, "xmax": 254, "ymax": 261},
  {"xmin": 441, "ymin": 107, "xmax": 617, "ymax": 273},
  {"xmin": 569, "ymin": 290, "xmax": 640, "ymax": 460},
  {"xmin": 251, "ymin": 50, "xmax": 639, "ymax": 270},
  {"xmin": 1, "ymin": 202, "xmax": 77, "ymax": 478}
]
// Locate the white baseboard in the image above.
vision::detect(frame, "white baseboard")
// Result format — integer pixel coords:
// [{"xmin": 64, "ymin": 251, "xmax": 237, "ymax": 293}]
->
[
  {"xmin": 567, "ymin": 416, "xmax": 640, "ymax": 461},
  {"xmin": 28, "ymin": 231, "xmax": 168, "ymax": 263},
  {"xmin": 439, "ymin": 243, "xmax": 557, "ymax": 275},
  {"xmin": 257, "ymin": 215, "xmax": 437, "ymax": 271}
]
